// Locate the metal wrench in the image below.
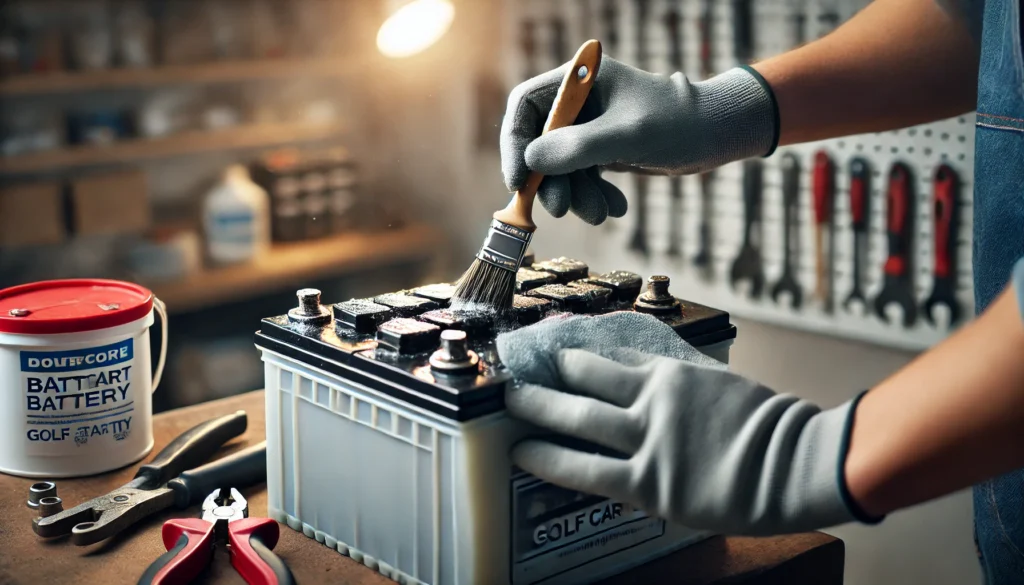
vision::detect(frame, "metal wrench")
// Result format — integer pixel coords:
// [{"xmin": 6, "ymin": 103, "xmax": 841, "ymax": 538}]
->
[
  {"xmin": 812, "ymin": 151, "xmax": 836, "ymax": 313},
  {"xmin": 730, "ymin": 159, "xmax": 765, "ymax": 298},
  {"xmin": 843, "ymin": 157, "xmax": 870, "ymax": 313},
  {"xmin": 627, "ymin": 0, "xmax": 651, "ymax": 256},
  {"xmin": 691, "ymin": 0, "xmax": 716, "ymax": 277},
  {"xmin": 923, "ymin": 164, "xmax": 962, "ymax": 327},
  {"xmin": 771, "ymin": 153, "xmax": 802, "ymax": 308},
  {"xmin": 873, "ymin": 162, "xmax": 918, "ymax": 327},
  {"xmin": 665, "ymin": 4, "xmax": 684, "ymax": 258}
]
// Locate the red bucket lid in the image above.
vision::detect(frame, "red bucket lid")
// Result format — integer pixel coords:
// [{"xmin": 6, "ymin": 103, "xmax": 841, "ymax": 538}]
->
[{"xmin": 0, "ymin": 279, "xmax": 154, "ymax": 335}]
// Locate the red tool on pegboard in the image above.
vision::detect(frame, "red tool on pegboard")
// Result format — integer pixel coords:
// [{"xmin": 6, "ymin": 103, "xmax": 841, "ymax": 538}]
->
[{"xmin": 137, "ymin": 488, "xmax": 294, "ymax": 585}]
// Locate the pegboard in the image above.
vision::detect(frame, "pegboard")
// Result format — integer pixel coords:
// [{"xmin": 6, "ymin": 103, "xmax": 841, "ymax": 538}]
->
[{"xmin": 504, "ymin": 0, "xmax": 975, "ymax": 351}]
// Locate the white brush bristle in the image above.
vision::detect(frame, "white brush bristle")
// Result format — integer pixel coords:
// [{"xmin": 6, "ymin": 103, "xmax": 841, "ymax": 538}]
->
[{"xmin": 451, "ymin": 260, "xmax": 516, "ymax": 313}]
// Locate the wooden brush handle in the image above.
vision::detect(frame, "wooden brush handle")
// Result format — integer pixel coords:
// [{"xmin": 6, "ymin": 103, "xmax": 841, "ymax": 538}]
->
[{"xmin": 493, "ymin": 40, "xmax": 603, "ymax": 232}]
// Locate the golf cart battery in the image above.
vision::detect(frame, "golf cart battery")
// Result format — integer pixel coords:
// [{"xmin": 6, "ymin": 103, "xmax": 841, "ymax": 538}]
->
[{"xmin": 255, "ymin": 261, "xmax": 737, "ymax": 585}]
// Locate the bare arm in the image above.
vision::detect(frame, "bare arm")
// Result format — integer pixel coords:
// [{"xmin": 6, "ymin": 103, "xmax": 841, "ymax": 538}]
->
[
  {"xmin": 845, "ymin": 282, "xmax": 1024, "ymax": 517},
  {"xmin": 752, "ymin": 0, "xmax": 980, "ymax": 145}
]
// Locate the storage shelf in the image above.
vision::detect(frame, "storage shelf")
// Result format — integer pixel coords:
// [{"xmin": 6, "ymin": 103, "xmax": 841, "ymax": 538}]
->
[
  {"xmin": 0, "ymin": 122, "xmax": 346, "ymax": 175},
  {"xmin": 0, "ymin": 58, "xmax": 356, "ymax": 97},
  {"xmin": 151, "ymin": 224, "xmax": 445, "ymax": 314}
]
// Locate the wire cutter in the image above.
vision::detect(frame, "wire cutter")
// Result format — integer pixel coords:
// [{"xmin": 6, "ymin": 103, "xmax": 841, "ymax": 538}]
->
[
  {"xmin": 33, "ymin": 411, "xmax": 267, "ymax": 546},
  {"xmin": 138, "ymin": 487, "xmax": 295, "ymax": 585}
]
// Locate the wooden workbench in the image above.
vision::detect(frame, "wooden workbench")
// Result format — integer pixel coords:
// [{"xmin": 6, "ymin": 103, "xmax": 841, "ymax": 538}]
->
[{"xmin": 0, "ymin": 391, "xmax": 844, "ymax": 585}]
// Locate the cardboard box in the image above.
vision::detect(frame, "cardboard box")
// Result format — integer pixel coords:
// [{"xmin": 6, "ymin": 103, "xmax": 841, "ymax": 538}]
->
[
  {"xmin": 0, "ymin": 183, "xmax": 66, "ymax": 246},
  {"xmin": 70, "ymin": 170, "xmax": 151, "ymax": 235}
]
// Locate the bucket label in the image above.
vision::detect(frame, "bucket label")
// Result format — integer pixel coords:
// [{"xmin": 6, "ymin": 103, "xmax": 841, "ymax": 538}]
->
[
  {"xmin": 20, "ymin": 339, "xmax": 137, "ymax": 456},
  {"xmin": 510, "ymin": 469, "xmax": 665, "ymax": 585}
]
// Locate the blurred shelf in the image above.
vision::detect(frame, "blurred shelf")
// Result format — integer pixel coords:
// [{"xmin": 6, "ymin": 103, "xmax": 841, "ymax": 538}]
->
[
  {"xmin": 151, "ymin": 224, "xmax": 444, "ymax": 314},
  {"xmin": 0, "ymin": 58, "xmax": 357, "ymax": 97},
  {"xmin": 0, "ymin": 121, "xmax": 346, "ymax": 175}
]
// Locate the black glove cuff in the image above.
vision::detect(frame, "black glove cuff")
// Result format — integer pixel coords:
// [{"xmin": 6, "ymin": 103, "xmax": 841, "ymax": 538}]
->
[
  {"xmin": 837, "ymin": 389, "xmax": 886, "ymax": 525},
  {"xmin": 739, "ymin": 65, "xmax": 781, "ymax": 158}
]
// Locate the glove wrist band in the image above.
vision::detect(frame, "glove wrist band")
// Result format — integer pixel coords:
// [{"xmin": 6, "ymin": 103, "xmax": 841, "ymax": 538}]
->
[
  {"xmin": 738, "ymin": 65, "xmax": 781, "ymax": 157},
  {"xmin": 837, "ymin": 389, "xmax": 886, "ymax": 525}
]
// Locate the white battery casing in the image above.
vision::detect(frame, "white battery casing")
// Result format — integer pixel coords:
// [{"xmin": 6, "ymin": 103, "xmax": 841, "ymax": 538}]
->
[{"xmin": 260, "ymin": 338, "xmax": 731, "ymax": 585}]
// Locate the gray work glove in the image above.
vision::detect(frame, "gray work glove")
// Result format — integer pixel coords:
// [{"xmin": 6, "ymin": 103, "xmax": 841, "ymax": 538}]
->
[
  {"xmin": 496, "ymin": 312, "xmax": 879, "ymax": 536},
  {"xmin": 501, "ymin": 57, "xmax": 779, "ymax": 225}
]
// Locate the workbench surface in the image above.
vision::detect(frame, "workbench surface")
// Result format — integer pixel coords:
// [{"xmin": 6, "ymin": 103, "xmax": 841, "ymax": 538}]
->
[{"xmin": 0, "ymin": 390, "xmax": 844, "ymax": 585}]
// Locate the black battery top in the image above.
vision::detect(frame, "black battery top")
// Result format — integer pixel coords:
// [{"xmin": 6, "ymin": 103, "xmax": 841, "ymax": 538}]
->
[{"xmin": 255, "ymin": 258, "xmax": 736, "ymax": 421}]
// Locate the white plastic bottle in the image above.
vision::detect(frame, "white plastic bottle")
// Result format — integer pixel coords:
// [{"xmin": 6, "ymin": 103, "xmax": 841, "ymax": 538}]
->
[{"xmin": 203, "ymin": 165, "xmax": 271, "ymax": 264}]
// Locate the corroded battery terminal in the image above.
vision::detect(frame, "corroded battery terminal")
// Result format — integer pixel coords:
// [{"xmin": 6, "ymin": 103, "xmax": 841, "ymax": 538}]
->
[
  {"xmin": 429, "ymin": 330, "xmax": 480, "ymax": 376},
  {"xmin": 633, "ymin": 276, "xmax": 682, "ymax": 315},
  {"xmin": 288, "ymin": 288, "xmax": 331, "ymax": 325}
]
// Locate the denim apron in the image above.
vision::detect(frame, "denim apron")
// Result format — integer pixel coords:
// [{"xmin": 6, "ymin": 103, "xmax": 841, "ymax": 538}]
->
[{"xmin": 972, "ymin": 0, "xmax": 1024, "ymax": 582}]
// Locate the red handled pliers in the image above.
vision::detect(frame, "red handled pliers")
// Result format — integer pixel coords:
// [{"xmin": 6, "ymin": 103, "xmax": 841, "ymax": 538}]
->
[{"xmin": 137, "ymin": 488, "xmax": 295, "ymax": 585}]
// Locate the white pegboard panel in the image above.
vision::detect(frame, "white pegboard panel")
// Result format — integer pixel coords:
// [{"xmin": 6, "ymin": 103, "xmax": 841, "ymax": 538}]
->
[{"xmin": 506, "ymin": 0, "xmax": 975, "ymax": 351}]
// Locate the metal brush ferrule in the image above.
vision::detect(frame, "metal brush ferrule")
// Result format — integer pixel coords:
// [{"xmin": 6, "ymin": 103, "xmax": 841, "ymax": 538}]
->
[{"xmin": 476, "ymin": 219, "xmax": 533, "ymax": 272}]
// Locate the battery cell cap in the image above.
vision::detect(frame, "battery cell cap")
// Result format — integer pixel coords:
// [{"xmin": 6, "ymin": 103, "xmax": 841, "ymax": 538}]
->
[
  {"xmin": 333, "ymin": 299, "xmax": 393, "ymax": 334},
  {"xmin": 373, "ymin": 293, "xmax": 439, "ymax": 317},
  {"xmin": 516, "ymin": 268, "xmax": 558, "ymax": 292},
  {"xmin": 512, "ymin": 295, "xmax": 552, "ymax": 325},
  {"xmin": 583, "ymin": 271, "xmax": 643, "ymax": 303},
  {"xmin": 410, "ymin": 283, "xmax": 457, "ymax": 306},
  {"xmin": 526, "ymin": 282, "xmax": 610, "ymax": 313},
  {"xmin": 532, "ymin": 257, "xmax": 589, "ymax": 283},
  {"xmin": 376, "ymin": 318, "xmax": 442, "ymax": 354},
  {"xmin": 0, "ymin": 279, "xmax": 154, "ymax": 335},
  {"xmin": 418, "ymin": 309, "xmax": 493, "ymax": 339}
]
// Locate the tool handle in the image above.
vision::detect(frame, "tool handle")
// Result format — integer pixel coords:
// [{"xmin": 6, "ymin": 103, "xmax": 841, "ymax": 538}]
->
[
  {"xmin": 849, "ymin": 158, "xmax": 869, "ymax": 231},
  {"xmin": 933, "ymin": 165, "xmax": 959, "ymax": 279},
  {"xmin": 230, "ymin": 518, "xmax": 296, "ymax": 585},
  {"xmin": 884, "ymin": 163, "xmax": 913, "ymax": 277},
  {"xmin": 732, "ymin": 0, "xmax": 754, "ymax": 63},
  {"xmin": 699, "ymin": 0, "xmax": 714, "ymax": 77},
  {"xmin": 742, "ymin": 160, "xmax": 762, "ymax": 244},
  {"xmin": 812, "ymin": 151, "xmax": 834, "ymax": 225},
  {"xmin": 137, "ymin": 518, "xmax": 215, "ymax": 585},
  {"xmin": 781, "ymin": 153, "xmax": 800, "ymax": 261},
  {"xmin": 167, "ymin": 442, "xmax": 268, "ymax": 509},
  {"xmin": 135, "ymin": 411, "xmax": 248, "ymax": 488},
  {"xmin": 665, "ymin": 6, "xmax": 683, "ymax": 70},
  {"xmin": 493, "ymin": 40, "xmax": 602, "ymax": 232}
]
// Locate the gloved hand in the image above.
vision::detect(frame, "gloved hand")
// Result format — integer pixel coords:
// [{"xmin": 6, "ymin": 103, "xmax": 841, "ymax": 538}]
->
[
  {"xmin": 496, "ymin": 312, "xmax": 879, "ymax": 536},
  {"xmin": 501, "ymin": 57, "xmax": 779, "ymax": 225}
]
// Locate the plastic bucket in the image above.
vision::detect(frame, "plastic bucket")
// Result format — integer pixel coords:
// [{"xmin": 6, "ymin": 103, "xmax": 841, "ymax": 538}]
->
[{"xmin": 0, "ymin": 279, "xmax": 167, "ymax": 478}]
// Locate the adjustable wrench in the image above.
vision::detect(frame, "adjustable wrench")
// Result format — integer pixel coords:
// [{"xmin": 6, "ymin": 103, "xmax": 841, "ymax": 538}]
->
[
  {"xmin": 923, "ymin": 164, "xmax": 962, "ymax": 327},
  {"xmin": 732, "ymin": 0, "xmax": 755, "ymax": 63},
  {"xmin": 813, "ymin": 151, "xmax": 836, "ymax": 313},
  {"xmin": 873, "ymin": 162, "xmax": 917, "ymax": 327},
  {"xmin": 730, "ymin": 159, "xmax": 765, "ymax": 298},
  {"xmin": 692, "ymin": 0, "xmax": 716, "ymax": 276},
  {"xmin": 843, "ymin": 157, "xmax": 870, "ymax": 313},
  {"xmin": 771, "ymin": 153, "xmax": 803, "ymax": 308},
  {"xmin": 665, "ymin": 4, "xmax": 684, "ymax": 258},
  {"xmin": 627, "ymin": 0, "xmax": 651, "ymax": 256}
]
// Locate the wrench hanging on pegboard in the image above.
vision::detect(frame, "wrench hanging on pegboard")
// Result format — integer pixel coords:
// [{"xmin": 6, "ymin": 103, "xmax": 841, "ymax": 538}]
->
[{"xmin": 505, "ymin": 0, "xmax": 975, "ymax": 351}]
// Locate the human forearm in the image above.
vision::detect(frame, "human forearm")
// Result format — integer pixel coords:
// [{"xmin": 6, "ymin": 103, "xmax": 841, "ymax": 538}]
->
[
  {"xmin": 752, "ymin": 0, "xmax": 979, "ymax": 145},
  {"xmin": 845, "ymin": 284, "xmax": 1024, "ymax": 517}
]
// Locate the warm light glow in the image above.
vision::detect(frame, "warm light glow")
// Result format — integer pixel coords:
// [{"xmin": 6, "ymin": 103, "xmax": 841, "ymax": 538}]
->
[{"xmin": 377, "ymin": 0, "xmax": 455, "ymax": 58}]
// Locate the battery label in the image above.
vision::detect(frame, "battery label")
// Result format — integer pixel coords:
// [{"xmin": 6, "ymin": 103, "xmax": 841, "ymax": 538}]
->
[
  {"xmin": 21, "ymin": 339, "xmax": 137, "ymax": 456},
  {"xmin": 511, "ymin": 470, "xmax": 665, "ymax": 585}
]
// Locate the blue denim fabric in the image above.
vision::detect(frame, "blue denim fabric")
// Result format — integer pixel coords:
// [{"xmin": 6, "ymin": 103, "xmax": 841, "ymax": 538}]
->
[{"xmin": 973, "ymin": 1, "xmax": 1024, "ymax": 583}]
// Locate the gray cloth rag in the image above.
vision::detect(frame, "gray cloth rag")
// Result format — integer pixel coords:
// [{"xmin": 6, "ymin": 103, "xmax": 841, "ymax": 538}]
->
[{"xmin": 496, "ymin": 311, "xmax": 725, "ymax": 390}]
